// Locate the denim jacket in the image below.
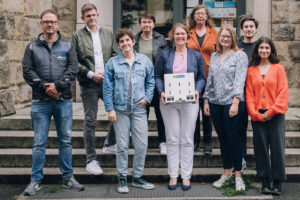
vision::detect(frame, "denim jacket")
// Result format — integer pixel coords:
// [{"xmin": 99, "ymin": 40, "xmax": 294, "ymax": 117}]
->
[{"xmin": 103, "ymin": 51, "xmax": 155, "ymax": 112}]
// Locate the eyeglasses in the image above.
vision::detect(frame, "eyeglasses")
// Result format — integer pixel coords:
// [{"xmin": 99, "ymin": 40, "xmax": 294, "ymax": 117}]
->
[
  {"xmin": 220, "ymin": 35, "xmax": 232, "ymax": 39},
  {"xmin": 42, "ymin": 21, "xmax": 57, "ymax": 25},
  {"xmin": 194, "ymin": 12, "xmax": 207, "ymax": 16}
]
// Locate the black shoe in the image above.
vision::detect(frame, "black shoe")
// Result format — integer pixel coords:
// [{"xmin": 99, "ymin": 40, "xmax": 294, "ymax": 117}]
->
[
  {"xmin": 204, "ymin": 143, "xmax": 212, "ymax": 154},
  {"xmin": 261, "ymin": 177, "xmax": 272, "ymax": 195},
  {"xmin": 272, "ymin": 180, "xmax": 281, "ymax": 196}
]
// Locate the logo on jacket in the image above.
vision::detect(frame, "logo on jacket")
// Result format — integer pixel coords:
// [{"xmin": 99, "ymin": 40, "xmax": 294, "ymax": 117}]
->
[{"xmin": 57, "ymin": 55, "xmax": 67, "ymax": 61}]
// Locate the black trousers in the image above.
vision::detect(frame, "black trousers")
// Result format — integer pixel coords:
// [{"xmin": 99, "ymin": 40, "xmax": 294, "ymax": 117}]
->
[
  {"xmin": 146, "ymin": 89, "xmax": 166, "ymax": 144},
  {"xmin": 209, "ymin": 102, "xmax": 245, "ymax": 171},
  {"xmin": 252, "ymin": 114, "xmax": 287, "ymax": 181},
  {"xmin": 240, "ymin": 102, "xmax": 248, "ymax": 158},
  {"xmin": 194, "ymin": 98, "xmax": 212, "ymax": 145},
  {"xmin": 81, "ymin": 86, "xmax": 115, "ymax": 163}
]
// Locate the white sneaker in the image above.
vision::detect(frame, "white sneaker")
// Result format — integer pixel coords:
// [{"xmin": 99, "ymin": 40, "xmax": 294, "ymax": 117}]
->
[
  {"xmin": 213, "ymin": 174, "xmax": 230, "ymax": 188},
  {"xmin": 86, "ymin": 160, "xmax": 103, "ymax": 175},
  {"xmin": 159, "ymin": 142, "xmax": 167, "ymax": 155},
  {"xmin": 235, "ymin": 177, "xmax": 245, "ymax": 191},
  {"xmin": 103, "ymin": 144, "xmax": 117, "ymax": 154}
]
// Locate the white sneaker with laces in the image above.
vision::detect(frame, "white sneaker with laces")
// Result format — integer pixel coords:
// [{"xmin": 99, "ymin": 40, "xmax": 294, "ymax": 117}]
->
[
  {"xmin": 159, "ymin": 142, "xmax": 167, "ymax": 155},
  {"xmin": 235, "ymin": 177, "xmax": 245, "ymax": 191},
  {"xmin": 86, "ymin": 160, "xmax": 103, "ymax": 175},
  {"xmin": 212, "ymin": 174, "xmax": 230, "ymax": 188},
  {"xmin": 103, "ymin": 144, "xmax": 117, "ymax": 154}
]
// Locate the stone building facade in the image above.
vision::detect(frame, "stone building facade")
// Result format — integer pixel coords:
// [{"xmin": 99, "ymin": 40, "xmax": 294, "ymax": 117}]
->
[
  {"xmin": 0, "ymin": 0, "xmax": 76, "ymax": 116},
  {"xmin": 0, "ymin": 0, "xmax": 299, "ymax": 117},
  {"xmin": 272, "ymin": 0, "xmax": 300, "ymax": 107}
]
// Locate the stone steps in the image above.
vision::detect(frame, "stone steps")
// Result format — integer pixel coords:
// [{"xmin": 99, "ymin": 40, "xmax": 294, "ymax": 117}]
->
[
  {"xmin": 0, "ymin": 117, "xmax": 300, "ymax": 131},
  {"xmin": 1, "ymin": 148, "xmax": 300, "ymax": 168},
  {"xmin": 1, "ymin": 167, "xmax": 300, "ymax": 184},
  {"xmin": 1, "ymin": 131, "xmax": 300, "ymax": 149}
]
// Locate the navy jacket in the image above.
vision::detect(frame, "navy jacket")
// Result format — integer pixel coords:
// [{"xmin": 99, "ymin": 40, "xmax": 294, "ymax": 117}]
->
[
  {"xmin": 22, "ymin": 32, "xmax": 78, "ymax": 100},
  {"xmin": 155, "ymin": 47, "xmax": 206, "ymax": 96}
]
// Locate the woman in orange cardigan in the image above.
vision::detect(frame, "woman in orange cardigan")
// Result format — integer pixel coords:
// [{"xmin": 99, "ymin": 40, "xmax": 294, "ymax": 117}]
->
[
  {"xmin": 246, "ymin": 37, "xmax": 289, "ymax": 196},
  {"xmin": 187, "ymin": 5, "xmax": 217, "ymax": 153}
]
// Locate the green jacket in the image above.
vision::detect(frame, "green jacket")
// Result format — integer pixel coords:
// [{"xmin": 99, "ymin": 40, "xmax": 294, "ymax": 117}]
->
[{"xmin": 72, "ymin": 26, "xmax": 118, "ymax": 88}]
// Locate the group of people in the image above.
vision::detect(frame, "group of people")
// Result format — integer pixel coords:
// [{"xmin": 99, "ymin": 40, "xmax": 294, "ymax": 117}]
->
[{"xmin": 22, "ymin": 3, "xmax": 289, "ymax": 197}]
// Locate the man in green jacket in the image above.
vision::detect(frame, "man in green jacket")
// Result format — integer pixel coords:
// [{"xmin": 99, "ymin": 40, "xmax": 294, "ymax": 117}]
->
[{"xmin": 72, "ymin": 3, "xmax": 118, "ymax": 175}]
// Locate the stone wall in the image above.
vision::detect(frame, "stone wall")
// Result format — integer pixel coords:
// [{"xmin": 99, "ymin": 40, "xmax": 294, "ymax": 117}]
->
[
  {"xmin": 0, "ymin": 0, "xmax": 76, "ymax": 117},
  {"xmin": 272, "ymin": 0, "xmax": 300, "ymax": 106}
]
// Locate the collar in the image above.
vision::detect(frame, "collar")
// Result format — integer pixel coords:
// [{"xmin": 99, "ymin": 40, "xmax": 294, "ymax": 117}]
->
[
  {"xmin": 118, "ymin": 50, "xmax": 142, "ymax": 65},
  {"xmin": 38, "ymin": 32, "xmax": 60, "ymax": 44},
  {"xmin": 85, "ymin": 25, "xmax": 100, "ymax": 34}
]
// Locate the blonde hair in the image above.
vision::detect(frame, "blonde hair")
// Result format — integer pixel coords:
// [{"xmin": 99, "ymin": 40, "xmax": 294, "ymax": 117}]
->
[
  {"xmin": 168, "ymin": 23, "xmax": 190, "ymax": 41},
  {"xmin": 216, "ymin": 24, "xmax": 239, "ymax": 53},
  {"xmin": 188, "ymin": 5, "xmax": 215, "ymax": 29}
]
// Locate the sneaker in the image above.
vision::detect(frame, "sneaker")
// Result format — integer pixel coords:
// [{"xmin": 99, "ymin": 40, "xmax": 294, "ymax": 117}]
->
[
  {"xmin": 159, "ymin": 142, "xmax": 167, "ymax": 155},
  {"xmin": 117, "ymin": 176, "xmax": 129, "ymax": 193},
  {"xmin": 204, "ymin": 143, "xmax": 212, "ymax": 154},
  {"xmin": 132, "ymin": 177, "xmax": 155, "ymax": 190},
  {"xmin": 261, "ymin": 177, "xmax": 272, "ymax": 195},
  {"xmin": 272, "ymin": 180, "xmax": 282, "ymax": 196},
  {"xmin": 103, "ymin": 144, "xmax": 117, "ymax": 154},
  {"xmin": 24, "ymin": 182, "xmax": 41, "ymax": 196},
  {"xmin": 213, "ymin": 174, "xmax": 230, "ymax": 188},
  {"xmin": 62, "ymin": 175, "xmax": 84, "ymax": 191},
  {"xmin": 235, "ymin": 177, "xmax": 245, "ymax": 191},
  {"xmin": 241, "ymin": 158, "xmax": 247, "ymax": 172},
  {"xmin": 86, "ymin": 160, "xmax": 103, "ymax": 175}
]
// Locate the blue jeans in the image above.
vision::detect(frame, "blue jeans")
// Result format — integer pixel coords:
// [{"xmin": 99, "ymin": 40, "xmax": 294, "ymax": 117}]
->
[
  {"xmin": 113, "ymin": 105, "xmax": 148, "ymax": 178},
  {"xmin": 30, "ymin": 100, "xmax": 73, "ymax": 183},
  {"xmin": 209, "ymin": 102, "xmax": 245, "ymax": 171}
]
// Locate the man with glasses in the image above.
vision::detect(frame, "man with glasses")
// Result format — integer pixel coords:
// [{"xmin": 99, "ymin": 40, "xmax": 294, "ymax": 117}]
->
[
  {"xmin": 72, "ymin": 3, "xmax": 118, "ymax": 175},
  {"xmin": 22, "ymin": 9, "xmax": 84, "ymax": 196}
]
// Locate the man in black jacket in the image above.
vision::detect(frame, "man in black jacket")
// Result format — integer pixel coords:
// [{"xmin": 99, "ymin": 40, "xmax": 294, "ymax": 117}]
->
[{"xmin": 22, "ymin": 9, "xmax": 84, "ymax": 196}]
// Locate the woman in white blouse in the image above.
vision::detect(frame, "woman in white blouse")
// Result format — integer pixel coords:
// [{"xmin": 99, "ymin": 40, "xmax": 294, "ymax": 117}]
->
[{"xmin": 203, "ymin": 24, "xmax": 248, "ymax": 191}]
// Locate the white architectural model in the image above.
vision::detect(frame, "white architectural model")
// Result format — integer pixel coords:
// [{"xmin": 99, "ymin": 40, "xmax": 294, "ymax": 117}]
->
[{"xmin": 164, "ymin": 73, "xmax": 195, "ymax": 103}]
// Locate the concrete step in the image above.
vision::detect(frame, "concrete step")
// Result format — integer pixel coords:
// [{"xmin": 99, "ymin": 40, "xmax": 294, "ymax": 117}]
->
[
  {"xmin": 1, "ymin": 167, "xmax": 300, "ymax": 184},
  {"xmin": 1, "ymin": 131, "xmax": 300, "ymax": 149},
  {"xmin": 1, "ymin": 148, "xmax": 300, "ymax": 168},
  {"xmin": 1, "ymin": 117, "xmax": 300, "ymax": 131}
]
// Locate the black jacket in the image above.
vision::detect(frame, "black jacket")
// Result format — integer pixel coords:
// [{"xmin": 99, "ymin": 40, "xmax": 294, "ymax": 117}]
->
[
  {"xmin": 134, "ymin": 31, "xmax": 168, "ymax": 66},
  {"xmin": 22, "ymin": 32, "xmax": 78, "ymax": 100}
]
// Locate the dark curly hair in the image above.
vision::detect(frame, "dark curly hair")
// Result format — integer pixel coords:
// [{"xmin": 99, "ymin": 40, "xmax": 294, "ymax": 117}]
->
[{"xmin": 250, "ymin": 37, "xmax": 279, "ymax": 66}]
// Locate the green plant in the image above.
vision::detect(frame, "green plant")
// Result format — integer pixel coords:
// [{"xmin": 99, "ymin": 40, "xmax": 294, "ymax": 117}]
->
[{"xmin": 217, "ymin": 174, "xmax": 255, "ymax": 197}]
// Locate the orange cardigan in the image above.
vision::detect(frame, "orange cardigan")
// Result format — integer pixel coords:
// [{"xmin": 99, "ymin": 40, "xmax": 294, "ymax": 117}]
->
[
  {"xmin": 246, "ymin": 64, "xmax": 289, "ymax": 122},
  {"xmin": 187, "ymin": 26, "xmax": 217, "ymax": 78}
]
